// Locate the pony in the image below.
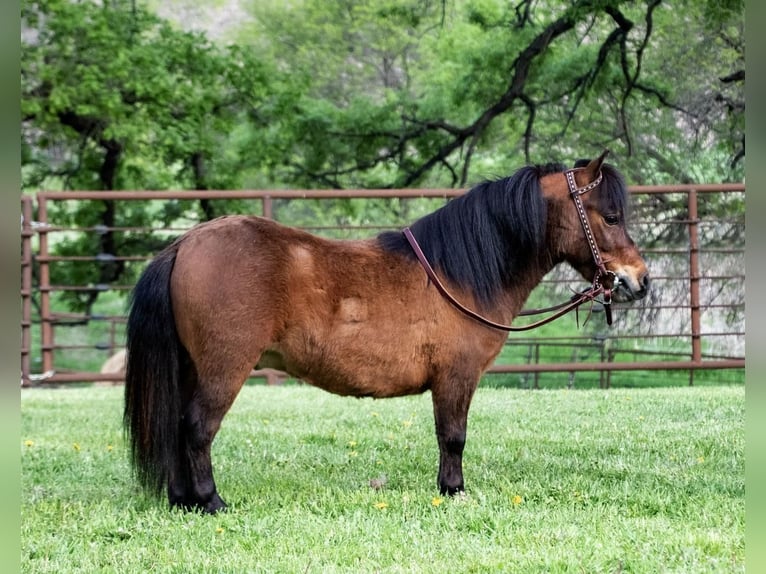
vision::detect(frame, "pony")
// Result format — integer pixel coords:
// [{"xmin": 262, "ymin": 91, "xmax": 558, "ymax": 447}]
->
[{"xmin": 124, "ymin": 152, "xmax": 649, "ymax": 513}]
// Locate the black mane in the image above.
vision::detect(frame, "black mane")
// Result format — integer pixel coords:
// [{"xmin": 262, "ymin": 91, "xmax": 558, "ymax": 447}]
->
[
  {"xmin": 378, "ymin": 161, "xmax": 630, "ymax": 309},
  {"xmin": 599, "ymin": 164, "xmax": 630, "ymax": 220},
  {"xmin": 378, "ymin": 163, "xmax": 564, "ymax": 308},
  {"xmin": 574, "ymin": 159, "xmax": 630, "ymax": 219}
]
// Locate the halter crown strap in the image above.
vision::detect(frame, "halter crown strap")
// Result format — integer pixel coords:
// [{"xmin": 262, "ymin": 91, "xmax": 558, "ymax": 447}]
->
[{"xmin": 565, "ymin": 168, "xmax": 603, "ymax": 196}]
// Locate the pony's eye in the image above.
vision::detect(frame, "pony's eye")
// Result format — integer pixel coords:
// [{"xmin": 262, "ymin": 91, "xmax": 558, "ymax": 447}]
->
[{"xmin": 603, "ymin": 213, "xmax": 621, "ymax": 226}]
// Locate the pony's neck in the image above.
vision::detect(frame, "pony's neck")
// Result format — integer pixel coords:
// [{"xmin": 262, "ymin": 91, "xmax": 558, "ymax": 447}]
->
[
  {"xmin": 492, "ymin": 253, "xmax": 557, "ymax": 324},
  {"xmin": 377, "ymin": 165, "xmax": 570, "ymax": 322},
  {"xmin": 407, "ymin": 166, "xmax": 549, "ymax": 311}
]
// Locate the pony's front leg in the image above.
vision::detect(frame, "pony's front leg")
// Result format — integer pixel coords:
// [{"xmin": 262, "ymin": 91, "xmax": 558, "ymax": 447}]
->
[{"xmin": 431, "ymin": 375, "xmax": 480, "ymax": 496}]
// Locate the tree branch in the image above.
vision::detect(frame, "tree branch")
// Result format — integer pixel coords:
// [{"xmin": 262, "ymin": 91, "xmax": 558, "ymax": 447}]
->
[{"xmin": 398, "ymin": 0, "xmax": 597, "ymax": 187}]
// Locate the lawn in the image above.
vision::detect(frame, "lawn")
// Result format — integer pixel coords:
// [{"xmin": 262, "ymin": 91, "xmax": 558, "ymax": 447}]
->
[{"xmin": 21, "ymin": 384, "xmax": 744, "ymax": 573}]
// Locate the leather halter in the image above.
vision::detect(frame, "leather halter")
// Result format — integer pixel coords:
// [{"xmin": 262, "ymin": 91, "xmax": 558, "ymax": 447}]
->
[{"xmin": 404, "ymin": 168, "xmax": 616, "ymax": 332}]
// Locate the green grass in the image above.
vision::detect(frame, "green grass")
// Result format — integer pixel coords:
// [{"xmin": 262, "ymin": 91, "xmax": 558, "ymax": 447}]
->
[{"xmin": 21, "ymin": 385, "xmax": 743, "ymax": 573}]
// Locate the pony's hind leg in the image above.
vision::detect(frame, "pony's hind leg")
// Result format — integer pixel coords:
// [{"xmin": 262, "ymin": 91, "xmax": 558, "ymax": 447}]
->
[
  {"xmin": 175, "ymin": 358, "xmax": 255, "ymax": 514},
  {"xmin": 166, "ymin": 358, "xmax": 198, "ymax": 510}
]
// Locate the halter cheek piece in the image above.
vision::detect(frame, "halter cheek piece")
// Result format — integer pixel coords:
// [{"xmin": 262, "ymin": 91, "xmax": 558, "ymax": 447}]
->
[
  {"xmin": 565, "ymin": 168, "xmax": 616, "ymax": 324},
  {"xmin": 404, "ymin": 167, "xmax": 615, "ymax": 332}
]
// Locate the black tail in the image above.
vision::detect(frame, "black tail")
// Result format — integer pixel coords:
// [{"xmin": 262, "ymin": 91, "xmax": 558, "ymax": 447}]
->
[{"xmin": 124, "ymin": 245, "xmax": 184, "ymax": 498}]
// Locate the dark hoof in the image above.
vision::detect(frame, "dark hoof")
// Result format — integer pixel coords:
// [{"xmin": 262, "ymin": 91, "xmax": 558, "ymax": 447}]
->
[
  {"xmin": 440, "ymin": 484, "xmax": 465, "ymax": 496},
  {"xmin": 170, "ymin": 493, "xmax": 228, "ymax": 515},
  {"xmin": 202, "ymin": 494, "xmax": 228, "ymax": 514}
]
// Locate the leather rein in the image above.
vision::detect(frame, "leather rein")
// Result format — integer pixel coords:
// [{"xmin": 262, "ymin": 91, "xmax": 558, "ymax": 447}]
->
[{"xmin": 403, "ymin": 168, "xmax": 616, "ymax": 332}]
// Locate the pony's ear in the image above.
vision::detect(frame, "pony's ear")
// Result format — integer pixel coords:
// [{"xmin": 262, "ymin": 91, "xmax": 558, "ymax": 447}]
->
[{"xmin": 583, "ymin": 149, "xmax": 609, "ymax": 180}]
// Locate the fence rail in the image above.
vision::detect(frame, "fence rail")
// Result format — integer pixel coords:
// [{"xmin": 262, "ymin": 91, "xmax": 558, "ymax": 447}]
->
[{"xmin": 20, "ymin": 184, "xmax": 745, "ymax": 387}]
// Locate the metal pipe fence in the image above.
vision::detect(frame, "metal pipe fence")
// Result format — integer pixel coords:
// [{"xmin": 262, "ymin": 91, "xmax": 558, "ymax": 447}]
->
[{"xmin": 20, "ymin": 184, "xmax": 745, "ymax": 387}]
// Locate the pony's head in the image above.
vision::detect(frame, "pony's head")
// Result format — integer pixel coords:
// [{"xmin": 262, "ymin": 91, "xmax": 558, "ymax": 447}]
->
[{"xmin": 543, "ymin": 151, "xmax": 649, "ymax": 302}]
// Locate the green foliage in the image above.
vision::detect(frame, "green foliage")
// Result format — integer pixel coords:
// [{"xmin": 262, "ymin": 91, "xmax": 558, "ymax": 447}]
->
[
  {"xmin": 236, "ymin": 0, "xmax": 744, "ymax": 187},
  {"xmin": 22, "ymin": 0, "xmax": 290, "ymax": 193},
  {"xmin": 22, "ymin": 0, "xmax": 299, "ymax": 311},
  {"xmin": 21, "ymin": 385, "xmax": 744, "ymax": 572},
  {"xmin": 23, "ymin": 0, "xmax": 746, "ymax": 191}
]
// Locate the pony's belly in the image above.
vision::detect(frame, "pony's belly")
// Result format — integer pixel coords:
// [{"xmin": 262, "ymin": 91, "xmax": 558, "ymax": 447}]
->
[
  {"xmin": 262, "ymin": 336, "xmax": 431, "ymax": 399},
  {"xmin": 307, "ymin": 368, "xmax": 432, "ymax": 399},
  {"xmin": 259, "ymin": 290, "xmax": 435, "ymax": 397}
]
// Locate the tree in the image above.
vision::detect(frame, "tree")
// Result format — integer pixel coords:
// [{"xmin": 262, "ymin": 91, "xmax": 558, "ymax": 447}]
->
[
  {"xmin": 22, "ymin": 0, "xmax": 292, "ymax": 311},
  {"xmin": 237, "ymin": 0, "xmax": 743, "ymax": 187}
]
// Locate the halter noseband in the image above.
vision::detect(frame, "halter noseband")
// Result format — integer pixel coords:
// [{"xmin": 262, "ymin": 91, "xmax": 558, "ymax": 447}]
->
[{"xmin": 404, "ymin": 167, "xmax": 615, "ymax": 331}]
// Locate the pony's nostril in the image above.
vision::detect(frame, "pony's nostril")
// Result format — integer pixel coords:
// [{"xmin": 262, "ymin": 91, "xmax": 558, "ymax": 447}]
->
[{"xmin": 641, "ymin": 273, "xmax": 650, "ymax": 291}]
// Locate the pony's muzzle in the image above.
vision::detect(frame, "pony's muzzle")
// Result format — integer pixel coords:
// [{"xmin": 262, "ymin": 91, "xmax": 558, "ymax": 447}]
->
[{"xmin": 613, "ymin": 270, "xmax": 649, "ymax": 302}]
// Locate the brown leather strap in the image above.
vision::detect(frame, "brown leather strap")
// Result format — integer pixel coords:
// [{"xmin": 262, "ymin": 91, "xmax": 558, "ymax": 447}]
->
[{"xmin": 403, "ymin": 228, "xmax": 606, "ymax": 332}]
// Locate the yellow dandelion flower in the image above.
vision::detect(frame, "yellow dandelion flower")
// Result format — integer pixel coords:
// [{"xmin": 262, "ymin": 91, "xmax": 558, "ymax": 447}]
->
[
  {"xmin": 511, "ymin": 495, "xmax": 523, "ymax": 506},
  {"xmin": 24, "ymin": 440, "xmax": 34, "ymax": 447},
  {"xmin": 402, "ymin": 419, "xmax": 412, "ymax": 428},
  {"xmin": 431, "ymin": 497, "xmax": 443, "ymax": 507},
  {"xmin": 107, "ymin": 444, "xmax": 113, "ymax": 452},
  {"xmin": 73, "ymin": 443, "xmax": 81, "ymax": 452},
  {"xmin": 216, "ymin": 527, "xmax": 224, "ymax": 534},
  {"xmin": 371, "ymin": 412, "xmax": 379, "ymax": 417},
  {"xmin": 697, "ymin": 456, "xmax": 705, "ymax": 464},
  {"xmin": 347, "ymin": 440, "xmax": 357, "ymax": 448},
  {"xmin": 374, "ymin": 501, "xmax": 388, "ymax": 510}
]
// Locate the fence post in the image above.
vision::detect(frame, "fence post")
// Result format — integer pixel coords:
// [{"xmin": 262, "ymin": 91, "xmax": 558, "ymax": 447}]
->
[
  {"xmin": 568, "ymin": 347, "xmax": 577, "ymax": 389},
  {"xmin": 37, "ymin": 195, "xmax": 54, "ymax": 375},
  {"xmin": 533, "ymin": 343, "xmax": 540, "ymax": 389},
  {"xmin": 521, "ymin": 343, "xmax": 533, "ymax": 389},
  {"xmin": 606, "ymin": 349, "xmax": 615, "ymax": 389},
  {"xmin": 21, "ymin": 197, "xmax": 34, "ymax": 385},
  {"xmin": 688, "ymin": 189, "xmax": 701, "ymax": 386},
  {"xmin": 599, "ymin": 339, "xmax": 605, "ymax": 389}
]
